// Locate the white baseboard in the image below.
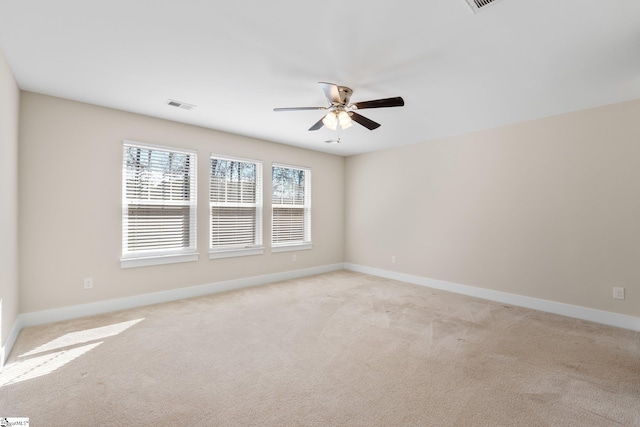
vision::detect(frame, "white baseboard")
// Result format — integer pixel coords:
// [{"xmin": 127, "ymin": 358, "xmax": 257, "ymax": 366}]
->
[
  {"xmin": 13, "ymin": 262, "xmax": 344, "ymax": 336},
  {"xmin": 1, "ymin": 317, "xmax": 22, "ymax": 367},
  {"xmin": 345, "ymin": 263, "xmax": 640, "ymax": 332},
  {"xmin": 2, "ymin": 265, "xmax": 332, "ymax": 367},
  {"xmin": 6, "ymin": 261, "xmax": 634, "ymax": 368}
]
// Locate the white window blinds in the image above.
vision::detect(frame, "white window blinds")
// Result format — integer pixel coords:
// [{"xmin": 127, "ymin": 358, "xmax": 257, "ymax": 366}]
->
[
  {"xmin": 122, "ymin": 142, "xmax": 197, "ymax": 266},
  {"xmin": 272, "ymin": 164, "xmax": 311, "ymax": 248},
  {"xmin": 210, "ymin": 155, "xmax": 263, "ymax": 256}
]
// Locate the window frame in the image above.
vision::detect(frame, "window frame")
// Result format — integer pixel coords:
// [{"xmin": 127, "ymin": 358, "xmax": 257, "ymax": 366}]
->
[
  {"xmin": 121, "ymin": 141, "xmax": 198, "ymax": 268},
  {"xmin": 271, "ymin": 163, "xmax": 312, "ymax": 253},
  {"xmin": 209, "ymin": 154, "xmax": 264, "ymax": 259}
]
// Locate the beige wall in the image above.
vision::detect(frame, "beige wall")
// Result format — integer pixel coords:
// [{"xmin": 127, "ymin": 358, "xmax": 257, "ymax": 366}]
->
[
  {"xmin": 19, "ymin": 92, "xmax": 344, "ymax": 313},
  {"xmin": 346, "ymin": 99, "xmax": 640, "ymax": 317},
  {"xmin": 14, "ymin": 88, "xmax": 640, "ymax": 320},
  {"xmin": 0, "ymin": 48, "xmax": 20, "ymax": 349}
]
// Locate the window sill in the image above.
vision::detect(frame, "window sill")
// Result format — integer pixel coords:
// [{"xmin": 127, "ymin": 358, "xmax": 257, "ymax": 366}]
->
[
  {"xmin": 121, "ymin": 252, "xmax": 199, "ymax": 269},
  {"xmin": 209, "ymin": 247, "xmax": 265, "ymax": 260},
  {"xmin": 271, "ymin": 243, "xmax": 313, "ymax": 253}
]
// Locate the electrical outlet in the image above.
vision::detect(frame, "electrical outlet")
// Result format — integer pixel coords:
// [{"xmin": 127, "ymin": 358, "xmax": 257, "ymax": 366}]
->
[
  {"xmin": 613, "ymin": 287, "xmax": 625, "ymax": 300},
  {"xmin": 84, "ymin": 277, "xmax": 93, "ymax": 289},
  {"xmin": 292, "ymin": 254, "xmax": 297, "ymax": 262},
  {"xmin": 391, "ymin": 256, "xmax": 397, "ymax": 264}
]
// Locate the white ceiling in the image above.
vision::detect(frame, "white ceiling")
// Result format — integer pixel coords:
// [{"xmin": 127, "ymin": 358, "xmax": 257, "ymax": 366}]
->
[{"xmin": 1, "ymin": 0, "xmax": 639, "ymax": 156}]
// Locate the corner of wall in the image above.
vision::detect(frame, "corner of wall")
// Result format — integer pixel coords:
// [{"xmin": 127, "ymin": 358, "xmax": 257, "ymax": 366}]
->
[{"xmin": 0, "ymin": 46, "xmax": 20, "ymax": 367}]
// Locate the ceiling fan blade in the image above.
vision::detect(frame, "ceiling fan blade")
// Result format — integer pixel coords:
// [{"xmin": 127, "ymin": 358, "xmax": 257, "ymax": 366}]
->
[
  {"xmin": 308, "ymin": 116, "xmax": 325, "ymax": 131},
  {"xmin": 351, "ymin": 96, "xmax": 405, "ymax": 110},
  {"xmin": 349, "ymin": 112, "xmax": 381, "ymax": 130},
  {"xmin": 318, "ymin": 82, "xmax": 342, "ymax": 105},
  {"xmin": 273, "ymin": 106, "xmax": 326, "ymax": 112}
]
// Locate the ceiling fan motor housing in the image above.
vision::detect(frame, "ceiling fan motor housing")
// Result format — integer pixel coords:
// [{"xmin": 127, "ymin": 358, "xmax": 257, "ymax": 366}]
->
[{"xmin": 337, "ymin": 86, "xmax": 353, "ymax": 105}]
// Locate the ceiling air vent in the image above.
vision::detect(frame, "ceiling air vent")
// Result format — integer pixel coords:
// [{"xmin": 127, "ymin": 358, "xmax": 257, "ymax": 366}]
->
[
  {"xmin": 166, "ymin": 99, "xmax": 196, "ymax": 111},
  {"xmin": 465, "ymin": 0, "xmax": 502, "ymax": 13}
]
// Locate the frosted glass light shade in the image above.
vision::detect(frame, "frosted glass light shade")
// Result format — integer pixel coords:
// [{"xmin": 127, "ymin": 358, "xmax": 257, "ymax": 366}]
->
[
  {"xmin": 322, "ymin": 111, "xmax": 338, "ymax": 130},
  {"xmin": 338, "ymin": 110, "xmax": 352, "ymax": 129}
]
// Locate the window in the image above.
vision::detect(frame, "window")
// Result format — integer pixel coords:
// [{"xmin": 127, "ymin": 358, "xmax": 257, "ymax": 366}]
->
[
  {"xmin": 210, "ymin": 155, "xmax": 264, "ymax": 258},
  {"xmin": 121, "ymin": 141, "xmax": 198, "ymax": 268},
  {"xmin": 272, "ymin": 164, "xmax": 312, "ymax": 252}
]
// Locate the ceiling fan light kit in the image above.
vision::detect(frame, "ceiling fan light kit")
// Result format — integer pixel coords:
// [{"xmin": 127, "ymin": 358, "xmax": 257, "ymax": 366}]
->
[
  {"xmin": 322, "ymin": 109, "xmax": 353, "ymax": 130},
  {"xmin": 322, "ymin": 110, "xmax": 338, "ymax": 130},
  {"xmin": 274, "ymin": 82, "xmax": 404, "ymax": 134},
  {"xmin": 338, "ymin": 110, "xmax": 352, "ymax": 129}
]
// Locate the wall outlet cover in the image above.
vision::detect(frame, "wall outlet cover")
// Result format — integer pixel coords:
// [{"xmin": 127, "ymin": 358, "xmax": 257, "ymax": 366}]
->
[{"xmin": 613, "ymin": 287, "xmax": 625, "ymax": 300}]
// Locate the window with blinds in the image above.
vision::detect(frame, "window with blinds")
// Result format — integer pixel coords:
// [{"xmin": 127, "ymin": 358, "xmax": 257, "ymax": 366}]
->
[
  {"xmin": 210, "ymin": 155, "xmax": 264, "ymax": 258},
  {"xmin": 272, "ymin": 164, "xmax": 312, "ymax": 251},
  {"xmin": 121, "ymin": 141, "xmax": 198, "ymax": 268}
]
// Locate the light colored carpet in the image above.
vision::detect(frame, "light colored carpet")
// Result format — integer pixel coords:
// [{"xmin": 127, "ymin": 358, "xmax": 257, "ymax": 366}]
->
[{"xmin": 1, "ymin": 270, "xmax": 639, "ymax": 426}]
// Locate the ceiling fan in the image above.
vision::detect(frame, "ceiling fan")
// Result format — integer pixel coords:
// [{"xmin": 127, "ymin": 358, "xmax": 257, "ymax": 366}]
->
[{"xmin": 274, "ymin": 82, "xmax": 404, "ymax": 131}]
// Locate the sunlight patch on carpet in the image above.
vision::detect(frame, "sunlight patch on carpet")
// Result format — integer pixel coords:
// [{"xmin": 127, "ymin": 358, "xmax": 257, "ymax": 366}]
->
[
  {"xmin": 0, "ymin": 342, "xmax": 102, "ymax": 387},
  {"xmin": 0, "ymin": 318, "xmax": 145, "ymax": 387},
  {"xmin": 20, "ymin": 318, "xmax": 144, "ymax": 357}
]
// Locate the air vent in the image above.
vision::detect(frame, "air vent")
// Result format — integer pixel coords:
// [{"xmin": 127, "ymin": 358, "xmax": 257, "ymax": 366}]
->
[
  {"xmin": 465, "ymin": 0, "xmax": 501, "ymax": 13},
  {"xmin": 166, "ymin": 99, "xmax": 196, "ymax": 111}
]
